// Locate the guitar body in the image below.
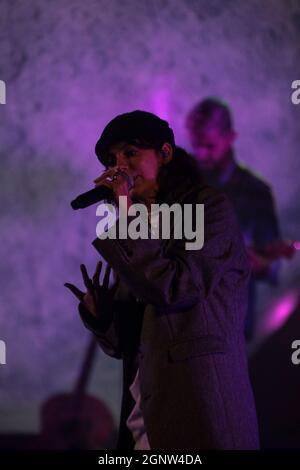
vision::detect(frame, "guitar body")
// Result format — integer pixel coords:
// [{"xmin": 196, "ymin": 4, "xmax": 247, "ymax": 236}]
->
[
  {"xmin": 40, "ymin": 335, "xmax": 116, "ymax": 449},
  {"xmin": 41, "ymin": 393, "xmax": 115, "ymax": 449}
]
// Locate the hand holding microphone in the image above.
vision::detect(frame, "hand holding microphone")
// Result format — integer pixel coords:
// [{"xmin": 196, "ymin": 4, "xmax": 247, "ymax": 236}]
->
[
  {"xmin": 71, "ymin": 167, "xmax": 133, "ymax": 210},
  {"xmin": 94, "ymin": 166, "xmax": 134, "ymax": 212}
]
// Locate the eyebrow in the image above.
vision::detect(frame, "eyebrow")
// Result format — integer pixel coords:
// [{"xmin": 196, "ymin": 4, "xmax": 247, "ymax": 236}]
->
[
  {"xmin": 104, "ymin": 144, "xmax": 138, "ymax": 165},
  {"xmin": 108, "ymin": 143, "xmax": 137, "ymax": 155}
]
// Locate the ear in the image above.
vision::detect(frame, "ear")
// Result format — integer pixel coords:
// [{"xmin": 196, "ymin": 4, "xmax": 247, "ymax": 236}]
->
[{"xmin": 160, "ymin": 143, "xmax": 173, "ymax": 164}]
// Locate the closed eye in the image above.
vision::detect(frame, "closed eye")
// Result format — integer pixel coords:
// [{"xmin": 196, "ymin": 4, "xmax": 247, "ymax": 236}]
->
[
  {"xmin": 105, "ymin": 146, "xmax": 139, "ymax": 168},
  {"xmin": 124, "ymin": 148, "xmax": 139, "ymax": 158}
]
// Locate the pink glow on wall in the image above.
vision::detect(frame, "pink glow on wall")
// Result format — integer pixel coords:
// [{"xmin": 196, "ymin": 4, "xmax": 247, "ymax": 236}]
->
[
  {"xmin": 151, "ymin": 88, "xmax": 170, "ymax": 122},
  {"xmin": 260, "ymin": 290, "xmax": 299, "ymax": 336}
]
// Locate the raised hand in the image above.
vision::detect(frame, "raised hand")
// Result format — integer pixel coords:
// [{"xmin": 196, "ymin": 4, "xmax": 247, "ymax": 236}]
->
[{"xmin": 64, "ymin": 261, "xmax": 119, "ymax": 320}]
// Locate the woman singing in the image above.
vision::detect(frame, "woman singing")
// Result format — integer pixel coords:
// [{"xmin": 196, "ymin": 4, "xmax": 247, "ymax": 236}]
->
[{"xmin": 65, "ymin": 110, "xmax": 259, "ymax": 450}]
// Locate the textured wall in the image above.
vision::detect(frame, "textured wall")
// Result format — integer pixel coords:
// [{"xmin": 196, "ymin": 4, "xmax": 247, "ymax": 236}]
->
[{"xmin": 0, "ymin": 0, "xmax": 300, "ymax": 434}]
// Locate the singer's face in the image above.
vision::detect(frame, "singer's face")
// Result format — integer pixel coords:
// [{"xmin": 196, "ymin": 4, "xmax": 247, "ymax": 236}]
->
[{"xmin": 105, "ymin": 142, "xmax": 165, "ymax": 203}]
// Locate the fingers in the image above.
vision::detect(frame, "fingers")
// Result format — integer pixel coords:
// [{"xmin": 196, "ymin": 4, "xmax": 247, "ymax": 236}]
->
[
  {"xmin": 93, "ymin": 167, "xmax": 130, "ymax": 187},
  {"xmin": 80, "ymin": 264, "xmax": 93, "ymax": 291},
  {"xmin": 103, "ymin": 264, "xmax": 111, "ymax": 288},
  {"xmin": 94, "ymin": 261, "xmax": 120, "ymax": 292},
  {"xmin": 111, "ymin": 273, "xmax": 120, "ymax": 294},
  {"xmin": 94, "ymin": 179, "xmax": 114, "ymax": 189},
  {"xmin": 64, "ymin": 283, "xmax": 85, "ymax": 301},
  {"xmin": 92, "ymin": 261, "xmax": 102, "ymax": 288},
  {"xmin": 94, "ymin": 167, "xmax": 119, "ymax": 185},
  {"xmin": 78, "ymin": 261, "xmax": 119, "ymax": 294}
]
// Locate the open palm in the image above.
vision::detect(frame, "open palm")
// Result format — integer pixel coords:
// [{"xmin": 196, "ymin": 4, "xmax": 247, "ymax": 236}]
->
[{"xmin": 64, "ymin": 261, "xmax": 119, "ymax": 320}]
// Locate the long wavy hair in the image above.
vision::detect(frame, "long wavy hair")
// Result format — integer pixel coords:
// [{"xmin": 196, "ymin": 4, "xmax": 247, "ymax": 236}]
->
[{"xmin": 156, "ymin": 146, "xmax": 203, "ymax": 204}]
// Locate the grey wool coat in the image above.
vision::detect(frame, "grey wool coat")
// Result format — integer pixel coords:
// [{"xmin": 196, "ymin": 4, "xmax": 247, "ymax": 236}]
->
[{"xmin": 78, "ymin": 182, "xmax": 259, "ymax": 450}]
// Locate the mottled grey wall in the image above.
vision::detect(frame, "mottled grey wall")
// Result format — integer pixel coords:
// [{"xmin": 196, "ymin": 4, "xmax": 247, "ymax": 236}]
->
[{"xmin": 0, "ymin": 0, "xmax": 299, "ymax": 434}]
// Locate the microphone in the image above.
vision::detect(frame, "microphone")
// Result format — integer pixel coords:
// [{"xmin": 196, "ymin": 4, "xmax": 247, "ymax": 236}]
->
[{"xmin": 70, "ymin": 171, "xmax": 133, "ymax": 210}]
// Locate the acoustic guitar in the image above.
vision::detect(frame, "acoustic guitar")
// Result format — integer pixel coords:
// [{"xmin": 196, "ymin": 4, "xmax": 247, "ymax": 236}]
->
[{"xmin": 40, "ymin": 334, "xmax": 116, "ymax": 449}]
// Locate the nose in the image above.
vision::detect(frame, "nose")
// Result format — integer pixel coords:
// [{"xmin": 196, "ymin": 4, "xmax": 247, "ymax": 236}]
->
[{"xmin": 115, "ymin": 152, "xmax": 128, "ymax": 167}]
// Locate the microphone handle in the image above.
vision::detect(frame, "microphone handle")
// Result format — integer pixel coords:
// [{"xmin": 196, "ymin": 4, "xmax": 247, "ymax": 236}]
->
[
  {"xmin": 70, "ymin": 185, "xmax": 113, "ymax": 210},
  {"xmin": 70, "ymin": 171, "xmax": 134, "ymax": 210}
]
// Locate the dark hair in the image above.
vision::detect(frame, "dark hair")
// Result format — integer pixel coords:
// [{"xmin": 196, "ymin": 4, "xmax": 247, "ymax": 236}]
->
[
  {"xmin": 156, "ymin": 146, "xmax": 203, "ymax": 204},
  {"xmin": 95, "ymin": 110, "xmax": 203, "ymax": 204},
  {"xmin": 186, "ymin": 97, "xmax": 233, "ymax": 136},
  {"xmin": 95, "ymin": 110, "xmax": 175, "ymax": 167}
]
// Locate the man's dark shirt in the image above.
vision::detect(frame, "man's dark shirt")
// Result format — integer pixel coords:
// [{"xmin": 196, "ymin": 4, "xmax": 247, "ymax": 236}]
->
[{"xmin": 200, "ymin": 156, "xmax": 281, "ymax": 340}]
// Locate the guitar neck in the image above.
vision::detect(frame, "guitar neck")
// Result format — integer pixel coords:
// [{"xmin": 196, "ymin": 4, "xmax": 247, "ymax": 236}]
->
[{"xmin": 74, "ymin": 335, "xmax": 98, "ymax": 398}]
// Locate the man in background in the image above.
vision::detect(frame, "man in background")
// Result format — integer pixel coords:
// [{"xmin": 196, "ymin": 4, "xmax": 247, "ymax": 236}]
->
[{"xmin": 185, "ymin": 97, "xmax": 281, "ymax": 341}]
